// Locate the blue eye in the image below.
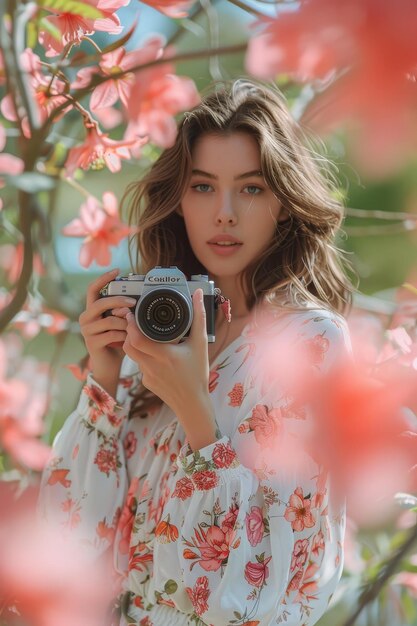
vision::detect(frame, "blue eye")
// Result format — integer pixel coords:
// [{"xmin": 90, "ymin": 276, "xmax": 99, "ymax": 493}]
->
[
  {"xmin": 192, "ymin": 184, "xmax": 212, "ymax": 192},
  {"xmin": 244, "ymin": 185, "xmax": 262, "ymax": 195}
]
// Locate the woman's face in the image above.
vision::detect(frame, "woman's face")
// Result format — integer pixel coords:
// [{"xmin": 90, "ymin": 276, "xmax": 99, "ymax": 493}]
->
[{"xmin": 179, "ymin": 132, "xmax": 287, "ymax": 280}]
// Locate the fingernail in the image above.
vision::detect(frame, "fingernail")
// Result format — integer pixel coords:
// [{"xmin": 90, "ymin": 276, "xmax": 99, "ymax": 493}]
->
[{"xmin": 126, "ymin": 311, "xmax": 134, "ymax": 321}]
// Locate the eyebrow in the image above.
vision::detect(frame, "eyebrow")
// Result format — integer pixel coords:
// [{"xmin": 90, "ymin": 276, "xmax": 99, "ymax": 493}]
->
[{"xmin": 191, "ymin": 169, "xmax": 263, "ymax": 180}]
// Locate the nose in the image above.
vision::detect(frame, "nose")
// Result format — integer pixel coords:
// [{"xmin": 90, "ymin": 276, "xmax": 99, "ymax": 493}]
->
[{"xmin": 215, "ymin": 193, "xmax": 237, "ymax": 226}]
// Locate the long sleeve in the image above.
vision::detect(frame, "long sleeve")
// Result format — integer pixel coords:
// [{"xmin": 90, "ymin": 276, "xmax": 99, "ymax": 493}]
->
[
  {"xmin": 37, "ymin": 356, "xmax": 140, "ymax": 562},
  {"xmin": 150, "ymin": 313, "xmax": 350, "ymax": 626}
]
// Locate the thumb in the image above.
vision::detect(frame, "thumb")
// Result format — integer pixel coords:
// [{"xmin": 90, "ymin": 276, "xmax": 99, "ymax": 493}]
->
[{"xmin": 190, "ymin": 288, "xmax": 207, "ymax": 344}]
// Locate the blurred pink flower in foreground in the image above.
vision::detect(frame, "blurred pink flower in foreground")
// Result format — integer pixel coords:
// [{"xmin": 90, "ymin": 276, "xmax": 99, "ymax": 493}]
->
[
  {"xmin": 0, "ymin": 341, "xmax": 51, "ymax": 471},
  {"xmin": 62, "ymin": 191, "xmax": 136, "ymax": 268},
  {"xmin": 123, "ymin": 36, "xmax": 200, "ymax": 148},
  {"xmin": 65, "ymin": 121, "xmax": 139, "ymax": 174},
  {"xmin": 0, "ymin": 241, "xmax": 45, "ymax": 284},
  {"xmin": 246, "ymin": 0, "xmax": 417, "ymax": 176},
  {"xmin": 139, "ymin": 0, "xmax": 194, "ymax": 17},
  {"xmin": 39, "ymin": 0, "xmax": 130, "ymax": 57},
  {"xmin": 0, "ymin": 483, "xmax": 115, "ymax": 626}
]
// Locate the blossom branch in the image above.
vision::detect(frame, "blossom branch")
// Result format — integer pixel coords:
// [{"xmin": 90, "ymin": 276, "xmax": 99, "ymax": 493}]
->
[
  {"xmin": 342, "ymin": 522, "xmax": 417, "ymax": 626},
  {"xmin": 39, "ymin": 42, "xmax": 247, "ymax": 134},
  {"xmin": 0, "ymin": 190, "xmax": 35, "ymax": 333},
  {"xmin": 9, "ymin": 0, "xmax": 41, "ymax": 133}
]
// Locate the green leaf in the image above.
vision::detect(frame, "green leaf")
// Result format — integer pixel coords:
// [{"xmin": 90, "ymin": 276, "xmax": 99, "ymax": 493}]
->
[
  {"xmin": 0, "ymin": 455, "xmax": 4, "ymax": 472},
  {"xmin": 7, "ymin": 173, "xmax": 57, "ymax": 193},
  {"xmin": 39, "ymin": 15, "xmax": 62, "ymax": 42},
  {"xmin": 37, "ymin": 0, "xmax": 105, "ymax": 20}
]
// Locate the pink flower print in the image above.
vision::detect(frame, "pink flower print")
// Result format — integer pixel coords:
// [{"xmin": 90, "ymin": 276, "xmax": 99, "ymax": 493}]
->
[
  {"xmin": 311, "ymin": 530, "xmax": 325, "ymax": 558},
  {"xmin": 193, "ymin": 469, "xmax": 219, "ymax": 491},
  {"xmin": 83, "ymin": 382, "xmax": 115, "ymax": 414},
  {"xmin": 294, "ymin": 563, "xmax": 319, "ymax": 603},
  {"xmin": 244, "ymin": 554, "xmax": 272, "ymax": 588},
  {"xmin": 171, "ymin": 476, "xmax": 194, "ymax": 500},
  {"xmin": 212, "ymin": 441, "xmax": 238, "ymax": 469},
  {"xmin": 184, "ymin": 524, "xmax": 233, "ymax": 572},
  {"xmin": 248, "ymin": 404, "xmax": 282, "ymax": 449},
  {"xmin": 94, "ymin": 440, "xmax": 119, "ymax": 478},
  {"xmin": 117, "ymin": 476, "xmax": 139, "ymax": 555},
  {"xmin": 291, "ymin": 538, "xmax": 309, "ymax": 571},
  {"xmin": 238, "ymin": 421, "xmax": 250, "ymax": 434},
  {"xmin": 245, "ymin": 506, "xmax": 265, "ymax": 547},
  {"xmin": 208, "ymin": 369, "xmax": 220, "ymax": 393},
  {"xmin": 185, "ymin": 576, "xmax": 210, "ymax": 617},
  {"xmin": 123, "ymin": 431, "xmax": 137, "ymax": 459},
  {"xmin": 228, "ymin": 382, "xmax": 244, "ymax": 407},
  {"xmin": 221, "ymin": 502, "xmax": 239, "ymax": 534},
  {"xmin": 284, "ymin": 487, "xmax": 316, "ymax": 532},
  {"xmin": 303, "ymin": 333, "xmax": 330, "ymax": 366}
]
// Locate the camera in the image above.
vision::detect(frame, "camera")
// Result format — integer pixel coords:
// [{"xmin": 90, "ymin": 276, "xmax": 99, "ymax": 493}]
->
[{"xmin": 99, "ymin": 266, "xmax": 216, "ymax": 343}]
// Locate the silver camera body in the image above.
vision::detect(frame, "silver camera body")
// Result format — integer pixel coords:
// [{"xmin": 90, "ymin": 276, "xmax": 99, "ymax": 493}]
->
[{"xmin": 100, "ymin": 266, "xmax": 216, "ymax": 343}]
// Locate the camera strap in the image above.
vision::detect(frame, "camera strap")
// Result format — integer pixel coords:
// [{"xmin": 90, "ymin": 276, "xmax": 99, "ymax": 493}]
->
[{"xmin": 214, "ymin": 288, "xmax": 232, "ymax": 323}]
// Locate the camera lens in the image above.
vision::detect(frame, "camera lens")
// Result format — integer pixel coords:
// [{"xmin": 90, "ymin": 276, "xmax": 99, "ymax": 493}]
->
[
  {"xmin": 137, "ymin": 289, "xmax": 191, "ymax": 342},
  {"xmin": 154, "ymin": 303, "xmax": 176, "ymax": 326}
]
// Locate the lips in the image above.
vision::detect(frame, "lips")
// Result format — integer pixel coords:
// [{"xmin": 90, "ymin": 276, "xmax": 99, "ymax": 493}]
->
[{"xmin": 207, "ymin": 234, "xmax": 243, "ymax": 246}]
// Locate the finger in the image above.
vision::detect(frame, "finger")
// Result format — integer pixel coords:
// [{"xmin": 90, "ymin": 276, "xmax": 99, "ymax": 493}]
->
[
  {"xmin": 82, "ymin": 316, "xmax": 128, "ymax": 337},
  {"xmin": 86, "ymin": 295, "xmax": 137, "ymax": 320},
  {"xmin": 189, "ymin": 288, "xmax": 207, "ymax": 344},
  {"xmin": 125, "ymin": 311, "xmax": 163, "ymax": 356},
  {"xmin": 88, "ymin": 330, "xmax": 128, "ymax": 349},
  {"xmin": 110, "ymin": 307, "xmax": 132, "ymax": 318},
  {"xmin": 122, "ymin": 334, "xmax": 155, "ymax": 368},
  {"xmin": 86, "ymin": 268, "xmax": 120, "ymax": 309}
]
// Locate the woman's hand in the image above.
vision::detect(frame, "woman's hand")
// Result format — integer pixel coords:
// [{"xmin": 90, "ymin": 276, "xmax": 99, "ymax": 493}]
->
[
  {"xmin": 79, "ymin": 268, "xmax": 137, "ymax": 396},
  {"xmin": 123, "ymin": 289, "xmax": 211, "ymax": 414}
]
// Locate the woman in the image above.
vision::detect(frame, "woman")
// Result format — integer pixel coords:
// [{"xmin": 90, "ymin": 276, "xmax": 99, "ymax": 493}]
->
[{"xmin": 39, "ymin": 79, "xmax": 353, "ymax": 626}]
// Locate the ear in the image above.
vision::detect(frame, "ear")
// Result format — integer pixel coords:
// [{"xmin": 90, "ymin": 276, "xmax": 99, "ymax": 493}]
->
[{"xmin": 175, "ymin": 205, "xmax": 184, "ymax": 217}]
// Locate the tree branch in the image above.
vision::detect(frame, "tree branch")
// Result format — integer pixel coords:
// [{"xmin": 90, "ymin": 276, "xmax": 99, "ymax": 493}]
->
[{"xmin": 342, "ymin": 523, "xmax": 417, "ymax": 626}]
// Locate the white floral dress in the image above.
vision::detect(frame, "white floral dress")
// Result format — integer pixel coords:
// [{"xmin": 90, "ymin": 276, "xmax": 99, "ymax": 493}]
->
[{"xmin": 38, "ymin": 306, "xmax": 351, "ymax": 626}]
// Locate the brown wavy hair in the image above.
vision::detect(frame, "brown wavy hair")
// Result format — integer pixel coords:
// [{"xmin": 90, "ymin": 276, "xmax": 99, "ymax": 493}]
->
[{"xmin": 122, "ymin": 78, "xmax": 355, "ymax": 418}]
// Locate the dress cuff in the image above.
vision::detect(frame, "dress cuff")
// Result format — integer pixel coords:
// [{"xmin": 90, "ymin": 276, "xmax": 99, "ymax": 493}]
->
[
  {"xmin": 76, "ymin": 373, "xmax": 128, "ymax": 438},
  {"xmin": 176, "ymin": 435, "xmax": 241, "ymax": 489}
]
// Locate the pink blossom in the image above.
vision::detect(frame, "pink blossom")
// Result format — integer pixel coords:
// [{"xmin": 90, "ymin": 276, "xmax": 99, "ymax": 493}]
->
[
  {"xmin": 74, "ymin": 46, "xmax": 147, "ymax": 110},
  {"xmin": 246, "ymin": 0, "xmax": 417, "ymax": 176},
  {"xmin": 245, "ymin": 506, "xmax": 265, "ymax": 546},
  {"xmin": 39, "ymin": 0, "xmax": 130, "ymax": 57},
  {"xmin": 140, "ymin": 0, "xmax": 193, "ymax": 18},
  {"xmin": 0, "ymin": 342, "xmax": 51, "ymax": 470},
  {"xmin": 0, "ymin": 242, "xmax": 45, "ymax": 284},
  {"xmin": 1, "ymin": 49, "xmax": 69, "ymax": 132},
  {"xmin": 123, "ymin": 37, "xmax": 200, "ymax": 148},
  {"xmin": 65, "ymin": 123, "xmax": 138, "ymax": 175},
  {"xmin": 61, "ymin": 191, "xmax": 136, "ymax": 268}
]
